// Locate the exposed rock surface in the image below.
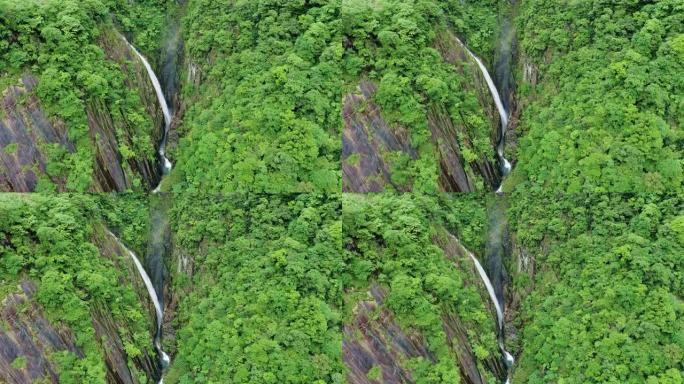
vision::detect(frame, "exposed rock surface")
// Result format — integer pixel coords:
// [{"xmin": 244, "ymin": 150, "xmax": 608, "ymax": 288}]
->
[
  {"xmin": 434, "ymin": 31, "xmax": 503, "ymax": 190},
  {"xmin": 343, "ymin": 285, "xmax": 435, "ymax": 384},
  {"xmin": 342, "ymin": 81, "xmax": 418, "ymax": 192},
  {"xmin": 343, "ymin": 230, "xmax": 507, "ymax": 384},
  {"xmin": 342, "ymin": 30, "xmax": 504, "ymax": 193},
  {"xmin": 0, "ymin": 76, "xmax": 73, "ymax": 191},
  {"xmin": 0, "ymin": 28, "xmax": 164, "ymax": 192},
  {"xmin": 94, "ymin": 227, "xmax": 162, "ymax": 382},
  {"xmin": 0, "ymin": 281, "xmax": 81, "ymax": 384},
  {"xmin": 435, "ymin": 231, "xmax": 507, "ymax": 381},
  {"xmin": 0, "ymin": 228, "xmax": 159, "ymax": 384}
]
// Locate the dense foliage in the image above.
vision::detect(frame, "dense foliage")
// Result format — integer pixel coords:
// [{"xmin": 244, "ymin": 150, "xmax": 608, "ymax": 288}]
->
[
  {"xmin": 340, "ymin": 0, "xmax": 502, "ymax": 192},
  {"xmin": 165, "ymin": 191, "xmax": 500, "ymax": 383},
  {"xmin": 167, "ymin": 193, "xmax": 345, "ymax": 383},
  {"xmin": 0, "ymin": 0, "xmax": 169, "ymax": 191},
  {"xmin": 510, "ymin": 193, "xmax": 684, "ymax": 383},
  {"xmin": 0, "ymin": 193, "xmax": 153, "ymax": 383},
  {"xmin": 174, "ymin": 1, "xmax": 344, "ymax": 193},
  {"xmin": 343, "ymin": 193, "xmax": 500, "ymax": 383},
  {"xmin": 511, "ymin": 0, "xmax": 683, "ymax": 194},
  {"xmin": 173, "ymin": 0, "xmax": 504, "ymax": 193},
  {"xmin": 509, "ymin": 1, "xmax": 684, "ymax": 382}
]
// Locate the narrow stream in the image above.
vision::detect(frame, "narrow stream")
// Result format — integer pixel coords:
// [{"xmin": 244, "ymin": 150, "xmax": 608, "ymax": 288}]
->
[
  {"xmin": 106, "ymin": 230, "xmax": 170, "ymax": 380},
  {"xmin": 458, "ymin": 41, "xmax": 512, "ymax": 192},
  {"xmin": 120, "ymin": 36, "xmax": 174, "ymax": 192},
  {"xmin": 120, "ymin": 25, "xmax": 180, "ymax": 383},
  {"xmin": 456, "ymin": 8, "xmax": 517, "ymax": 383}
]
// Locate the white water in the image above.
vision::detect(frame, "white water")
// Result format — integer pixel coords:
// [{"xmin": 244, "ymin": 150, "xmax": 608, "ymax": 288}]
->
[
  {"xmin": 457, "ymin": 37, "xmax": 512, "ymax": 190},
  {"xmin": 107, "ymin": 230, "xmax": 169, "ymax": 382},
  {"xmin": 459, "ymin": 42, "xmax": 516, "ymax": 382},
  {"xmin": 118, "ymin": 34, "xmax": 174, "ymax": 382},
  {"xmin": 457, "ymin": 238, "xmax": 515, "ymax": 382},
  {"xmin": 464, "ymin": 246, "xmax": 503, "ymax": 329},
  {"xmin": 120, "ymin": 35, "xmax": 174, "ymax": 180}
]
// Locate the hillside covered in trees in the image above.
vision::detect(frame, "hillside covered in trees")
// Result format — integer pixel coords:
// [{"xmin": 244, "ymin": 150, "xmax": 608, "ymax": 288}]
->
[{"xmin": 0, "ymin": 0, "xmax": 682, "ymax": 383}]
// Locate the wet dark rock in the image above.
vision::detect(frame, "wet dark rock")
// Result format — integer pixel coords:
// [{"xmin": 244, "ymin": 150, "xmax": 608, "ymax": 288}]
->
[
  {"xmin": 343, "ymin": 285, "xmax": 434, "ymax": 384},
  {"xmin": 435, "ymin": 30, "xmax": 505, "ymax": 190},
  {"xmin": 0, "ymin": 281, "xmax": 81, "ymax": 384},
  {"xmin": 0, "ymin": 77, "xmax": 72, "ymax": 191},
  {"xmin": 0, "ymin": 228, "xmax": 160, "ymax": 384},
  {"xmin": 344, "ymin": 255, "xmax": 504, "ymax": 384}
]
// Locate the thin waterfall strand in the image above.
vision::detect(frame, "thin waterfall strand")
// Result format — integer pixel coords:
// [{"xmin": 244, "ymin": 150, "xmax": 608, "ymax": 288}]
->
[
  {"xmin": 454, "ymin": 235, "xmax": 514, "ymax": 382},
  {"xmin": 120, "ymin": 35, "xmax": 173, "ymax": 177},
  {"xmin": 107, "ymin": 230, "xmax": 169, "ymax": 382},
  {"xmin": 456, "ymin": 37, "xmax": 512, "ymax": 188}
]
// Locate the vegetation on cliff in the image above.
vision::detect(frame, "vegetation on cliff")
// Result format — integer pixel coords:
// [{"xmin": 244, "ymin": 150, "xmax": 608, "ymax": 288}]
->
[
  {"xmin": 508, "ymin": 0, "xmax": 684, "ymax": 382},
  {"xmin": 173, "ymin": 0, "xmax": 504, "ymax": 193},
  {"xmin": 0, "ymin": 0, "xmax": 170, "ymax": 192},
  {"xmin": 0, "ymin": 193, "xmax": 153, "ymax": 383}
]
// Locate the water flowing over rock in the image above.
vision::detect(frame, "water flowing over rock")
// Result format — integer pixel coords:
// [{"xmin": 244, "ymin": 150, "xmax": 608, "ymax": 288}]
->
[
  {"xmin": 0, "ymin": 27, "xmax": 166, "ymax": 192},
  {"xmin": 120, "ymin": 35, "xmax": 173, "ymax": 180},
  {"xmin": 0, "ymin": 228, "xmax": 161, "ymax": 384},
  {"xmin": 107, "ymin": 230, "xmax": 170, "ymax": 382},
  {"xmin": 446, "ymin": 232, "xmax": 514, "ymax": 382},
  {"xmin": 455, "ymin": 37, "xmax": 512, "ymax": 185}
]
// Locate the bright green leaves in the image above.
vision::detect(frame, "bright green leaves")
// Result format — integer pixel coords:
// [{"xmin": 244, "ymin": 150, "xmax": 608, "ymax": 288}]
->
[{"xmin": 0, "ymin": 194, "xmax": 153, "ymax": 384}]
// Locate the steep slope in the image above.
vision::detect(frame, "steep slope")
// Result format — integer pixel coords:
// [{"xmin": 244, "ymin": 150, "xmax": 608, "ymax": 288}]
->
[
  {"xmin": 0, "ymin": 194, "xmax": 160, "ymax": 383},
  {"xmin": 342, "ymin": 194, "xmax": 505, "ymax": 384},
  {"xmin": 340, "ymin": 1, "xmax": 505, "ymax": 193},
  {"xmin": 165, "ymin": 193, "xmax": 344, "ymax": 383},
  {"xmin": 173, "ymin": 0, "xmax": 508, "ymax": 194},
  {"xmin": 507, "ymin": 0, "xmax": 684, "ymax": 382},
  {"xmin": 0, "ymin": 0, "xmax": 170, "ymax": 192}
]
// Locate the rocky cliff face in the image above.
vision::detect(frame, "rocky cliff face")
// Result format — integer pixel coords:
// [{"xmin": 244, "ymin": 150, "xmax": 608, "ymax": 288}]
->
[
  {"xmin": 0, "ymin": 28, "xmax": 164, "ymax": 192},
  {"xmin": 343, "ymin": 230, "xmax": 505, "ymax": 384},
  {"xmin": 434, "ymin": 31, "xmax": 503, "ymax": 190},
  {"xmin": 0, "ymin": 227, "xmax": 159, "ymax": 384},
  {"xmin": 0, "ymin": 76, "xmax": 73, "ymax": 191},
  {"xmin": 0, "ymin": 281, "xmax": 81, "ymax": 383},
  {"xmin": 343, "ymin": 285, "xmax": 435, "ymax": 384},
  {"xmin": 342, "ymin": 30, "xmax": 503, "ymax": 193},
  {"xmin": 342, "ymin": 81, "xmax": 418, "ymax": 193},
  {"xmin": 434, "ymin": 231, "xmax": 507, "ymax": 382}
]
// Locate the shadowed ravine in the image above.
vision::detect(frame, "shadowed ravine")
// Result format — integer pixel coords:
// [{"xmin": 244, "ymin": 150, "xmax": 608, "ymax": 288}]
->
[
  {"xmin": 118, "ymin": 18, "xmax": 181, "ymax": 382},
  {"xmin": 106, "ymin": 230, "xmax": 170, "ymax": 381},
  {"xmin": 457, "ymin": 6, "xmax": 517, "ymax": 383}
]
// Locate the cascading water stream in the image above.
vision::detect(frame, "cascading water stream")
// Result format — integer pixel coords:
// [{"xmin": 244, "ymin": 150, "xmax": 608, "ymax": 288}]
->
[
  {"xmin": 456, "ymin": 237, "xmax": 514, "ymax": 383},
  {"xmin": 119, "ymin": 33, "xmax": 178, "ymax": 383},
  {"xmin": 120, "ymin": 35, "xmax": 173, "ymax": 191},
  {"xmin": 455, "ymin": 33, "xmax": 516, "ymax": 383},
  {"xmin": 455, "ymin": 38, "xmax": 512, "ymax": 193},
  {"xmin": 106, "ymin": 231, "xmax": 169, "ymax": 382}
]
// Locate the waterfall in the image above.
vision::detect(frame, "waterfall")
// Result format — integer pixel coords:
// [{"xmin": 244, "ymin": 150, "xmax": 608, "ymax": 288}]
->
[
  {"xmin": 120, "ymin": 35, "xmax": 173, "ymax": 183},
  {"xmin": 455, "ymin": 37, "xmax": 516, "ymax": 381},
  {"xmin": 456, "ymin": 37, "xmax": 512, "ymax": 192},
  {"xmin": 107, "ymin": 230, "xmax": 169, "ymax": 382},
  {"xmin": 118, "ymin": 31, "xmax": 178, "ymax": 382},
  {"xmin": 456, "ymin": 236, "xmax": 514, "ymax": 382}
]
